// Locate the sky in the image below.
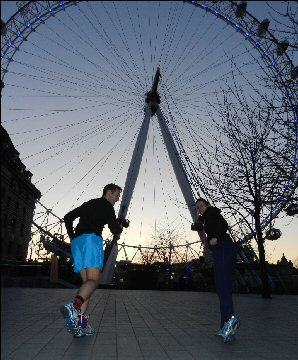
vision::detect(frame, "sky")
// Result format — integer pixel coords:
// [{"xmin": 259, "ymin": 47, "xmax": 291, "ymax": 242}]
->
[{"xmin": 1, "ymin": 1, "xmax": 297, "ymax": 265}]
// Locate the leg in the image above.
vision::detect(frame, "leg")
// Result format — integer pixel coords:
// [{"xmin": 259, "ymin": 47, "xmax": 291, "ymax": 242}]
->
[
  {"xmin": 221, "ymin": 241, "xmax": 236, "ymax": 322},
  {"xmin": 213, "ymin": 247, "xmax": 226, "ymax": 328},
  {"xmin": 60, "ymin": 236, "xmax": 85, "ymax": 336},
  {"xmin": 73, "ymin": 233, "xmax": 103, "ymax": 310},
  {"xmin": 78, "ymin": 267, "xmax": 101, "ymax": 313},
  {"xmin": 60, "ymin": 234, "xmax": 103, "ymax": 337},
  {"xmin": 78, "ymin": 269, "xmax": 89, "ymax": 313},
  {"xmin": 213, "ymin": 241, "xmax": 239, "ymax": 343},
  {"xmin": 213, "ymin": 241, "xmax": 236, "ymax": 327}
]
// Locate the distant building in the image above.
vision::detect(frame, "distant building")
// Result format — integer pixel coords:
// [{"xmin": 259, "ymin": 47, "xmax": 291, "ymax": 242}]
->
[
  {"xmin": 277, "ymin": 253, "xmax": 294, "ymax": 268},
  {"xmin": 1, "ymin": 125, "xmax": 41, "ymax": 261}
]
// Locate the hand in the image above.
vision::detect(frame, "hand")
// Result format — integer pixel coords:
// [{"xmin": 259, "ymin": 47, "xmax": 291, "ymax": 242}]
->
[{"xmin": 210, "ymin": 238, "xmax": 218, "ymax": 246}]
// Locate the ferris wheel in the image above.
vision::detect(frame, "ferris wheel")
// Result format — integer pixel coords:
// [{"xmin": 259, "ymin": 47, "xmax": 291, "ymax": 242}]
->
[{"xmin": 1, "ymin": 1, "xmax": 297, "ymax": 280}]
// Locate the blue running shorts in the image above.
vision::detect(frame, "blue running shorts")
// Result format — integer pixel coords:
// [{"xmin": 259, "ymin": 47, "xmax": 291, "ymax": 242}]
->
[{"xmin": 71, "ymin": 233, "xmax": 104, "ymax": 273}]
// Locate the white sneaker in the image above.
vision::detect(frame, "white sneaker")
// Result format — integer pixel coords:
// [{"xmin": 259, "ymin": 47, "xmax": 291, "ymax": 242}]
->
[{"xmin": 60, "ymin": 302, "xmax": 84, "ymax": 337}]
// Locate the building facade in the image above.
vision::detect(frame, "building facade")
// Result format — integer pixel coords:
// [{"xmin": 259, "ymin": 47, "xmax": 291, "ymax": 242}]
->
[{"xmin": 1, "ymin": 125, "xmax": 41, "ymax": 261}]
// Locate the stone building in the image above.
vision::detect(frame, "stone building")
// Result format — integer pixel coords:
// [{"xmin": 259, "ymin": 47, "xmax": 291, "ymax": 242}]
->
[{"xmin": 1, "ymin": 125, "xmax": 41, "ymax": 261}]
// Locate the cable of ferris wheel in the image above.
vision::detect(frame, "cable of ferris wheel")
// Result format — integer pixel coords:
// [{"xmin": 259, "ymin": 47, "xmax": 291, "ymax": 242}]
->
[
  {"xmin": 7, "ymin": 74, "xmax": 133, "ymax": 106},
  {"xmin": 157, "ymin": 2, "xmax": 180, "ymax": 76},
  {"xmin": 20, "ymin": 107, "xmax": 134, "ymax": 163},
  {"xmin": 36, "ymin": 109, "xmax": 138, "ymax": 170},
  {"xmin": 22, "ymin": 38, "xmax": 135, "ymax": 99},
  {"xmin": 4, "ymin": 85, "xmax": 133, "ymax": 133},
  {"xmin": 136, "ymin": 139, "xmax": 151, "ymax": 241},
  {"xmin": 161, "ymin": 84, "xmax": 214, "ymax": 201},
  {"xmin": 160, "ymin": 2, "xmax": 193, "ymax": 80},
  {"xmin": 167, "ymin": 33, "xmax": 244, "ymax": 91},
  {"xmin": 230, "ymin": 47, "xmax": 293, "ymax": 105},
  {"xmin": 170, "ymin": 59, "xmax": 261, "ymax": 102},
  {"xmin": 168, "ymin": 10, "xmax": 294, "ymax": 97},
  {"xmin": 67, "ymin": 4, "xmax": 144, "ymax": 93},
  {"xmin": 161, "ymin": 109, "xmax": 217, "ymax": 161},
  {"xmin": 223, "ymin": 66, "xmax": 281, "ymax": 113},
  {"xmin": 43, "ymin": 129, "xmax": 129, "ymax": 198},
  {"xmin": 15, "ymin": 43, "xmax": 141, "ymax": 99},
  {"xmin": 151, "ymin": 124, "xmax": 171, "ymax": 228},
  {"xmin": 165, "ymin": 8, "xmax": 216, "ymax": 82},
  {"xmin": 134, "ymin": 3, "xmax": 154, "ymax": 88},
  {"xmin": 185, "ymin": 139, "xmax": 259, "ymax": 235},
  {"xmin": 56, "ymin": 116, "xmax": 143, "ymax": 208},
  {"xmin": 110, "ymin": 2, "xmax": 146, "ymax": 90},
  {"xmin": 84, "ymin": 2, "xmax": 145, "ymax": 94},
  {"xmin": 123, "ymin": 3, "xmax": 149, "ymax": 89},
  {"xmin": 3, "ymin": 103, "xmax": 130, "ymax": 139},
  {"xmin": 165, "ymin": 16, "xmax": 258, "ymax": 91},
  {"xmin": 159, "ymin": 2, "xmax": 185, "ymax": 77},
  {"xmin": 7, "ymin": 10, "xmax": 146, "ymax": 98},
  {"xmin": 4, "ymin": 102, "xmax": 127, "ymax": 131},
  {"xmin": 153, "ymin": 122, "xmax": 194, "ymax": 243},
  {"xmin": 212, "ymin": 75, "xmax": 297, "ymax": 172},
  {"xmin": 6, "ymin": 70, "xmax": 111, "ymax": 100},
  {"xmin": 33, "ymin": 110, "xmax": 140, "ymax": 208},
  {"xmin": 18, "ymin": 36, "xmax": 138, "ymax": 96},
  {"xmin": 162, "ymin": 82, "xmax": 216, "ymax": 155}
]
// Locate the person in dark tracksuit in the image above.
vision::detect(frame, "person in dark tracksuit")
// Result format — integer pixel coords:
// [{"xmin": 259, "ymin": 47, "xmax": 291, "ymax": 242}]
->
[{"xmin": 196, "ymin": 198, "xmax": 240, "ymax": 343}]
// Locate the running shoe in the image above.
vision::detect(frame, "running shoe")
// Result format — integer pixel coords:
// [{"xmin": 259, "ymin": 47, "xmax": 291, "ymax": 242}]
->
[
  {"xmin": 215, "ymin": 327, "xmax": 224, "ymax": 337},
  {"xmin": 60, "ymin": 302, "xmax": 84, "ymax": 337},
  {"xmin": 79, "ymin": 313, "xmax": 94, "ymax": 336},
  {"xmin": 222, "ymin": 315, "xmax": 240, "ymax": 343}
]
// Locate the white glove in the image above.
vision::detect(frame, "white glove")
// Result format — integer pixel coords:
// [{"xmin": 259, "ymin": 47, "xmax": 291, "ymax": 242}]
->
[{"xmin": 210, "ymin": 238, "xmax": 218, "ymax": 246}]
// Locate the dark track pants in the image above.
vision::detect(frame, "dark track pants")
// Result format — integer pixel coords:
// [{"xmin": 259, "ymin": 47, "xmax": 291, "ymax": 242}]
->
[{"xmin": 212, "ymin": 239, "xmax": 237, "ymax": 327}]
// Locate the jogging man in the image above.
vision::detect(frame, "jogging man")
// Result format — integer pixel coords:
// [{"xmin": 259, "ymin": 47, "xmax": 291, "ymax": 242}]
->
[{"xmin": 61, "ymin": 183, "xmax": 123, "ymax": 337}]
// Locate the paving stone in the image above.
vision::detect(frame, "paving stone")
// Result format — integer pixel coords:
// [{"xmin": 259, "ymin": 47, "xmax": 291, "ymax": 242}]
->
[{"xmin": 1, "ymin": 289, "xmax": 298, "ymax": 359}]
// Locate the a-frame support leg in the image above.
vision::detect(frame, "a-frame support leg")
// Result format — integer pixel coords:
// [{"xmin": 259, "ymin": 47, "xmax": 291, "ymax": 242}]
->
[{"xmin": 100, "ymin": 106, "xmax": 151, "ymax": 284}]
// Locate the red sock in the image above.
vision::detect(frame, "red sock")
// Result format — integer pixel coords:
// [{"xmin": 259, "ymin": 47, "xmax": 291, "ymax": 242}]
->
[{"xmin": 73, "ymin": 295, "xmax": 84, "ymax": 310}]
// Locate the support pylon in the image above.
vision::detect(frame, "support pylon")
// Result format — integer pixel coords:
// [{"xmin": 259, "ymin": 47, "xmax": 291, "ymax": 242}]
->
[{"xmin": 101, "ymin": 68, "xmax": 209, "ymax": 284}]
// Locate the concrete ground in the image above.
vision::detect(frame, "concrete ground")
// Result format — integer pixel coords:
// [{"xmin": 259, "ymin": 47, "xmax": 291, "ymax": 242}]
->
[{"xmin": 1, "ymin": 288, "xmax": 297, "ymax": 360}]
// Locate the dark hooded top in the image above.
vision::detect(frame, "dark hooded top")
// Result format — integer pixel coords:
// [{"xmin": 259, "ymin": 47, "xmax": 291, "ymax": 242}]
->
[
  {"xmin": 64, "ymin": 197, "xmax": 122, "ymax": 240},
  {"xmin": 199, "ymin": 206, "xmax": 231, "ymax": 247}
]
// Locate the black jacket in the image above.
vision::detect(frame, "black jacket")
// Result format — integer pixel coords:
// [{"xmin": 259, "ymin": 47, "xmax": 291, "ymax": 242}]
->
[
  {"xmin": 199, "ymin": 206, "xmax": 231, "ymax": 247},
  {"xmin": 64, "ymin": 197, "xmax": 122, "ymax": 240}
]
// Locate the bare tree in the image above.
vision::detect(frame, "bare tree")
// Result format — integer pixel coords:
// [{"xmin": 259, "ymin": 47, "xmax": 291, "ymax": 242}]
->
[
  {"xmin": 135, "ymin": 222, "xmax": 189, "ymax": 265},
  {"xmin": 196, "ymin": 73, "xmax": 297, "ymax": 298}
]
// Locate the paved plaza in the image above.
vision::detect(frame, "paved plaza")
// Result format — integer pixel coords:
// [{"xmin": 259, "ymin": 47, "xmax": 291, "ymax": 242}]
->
[{"xmin": 1, "ymin": 288, "xmax": 297, "ymax": 360}]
